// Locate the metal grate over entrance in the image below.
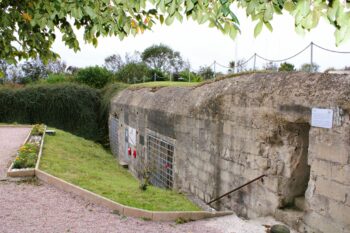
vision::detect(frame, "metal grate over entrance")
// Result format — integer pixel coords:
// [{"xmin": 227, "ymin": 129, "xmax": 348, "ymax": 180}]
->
[
  {"xmin": 147, "ymin": 134, "xmax": 174, "ymax": 189},
  {"xmin": 109, "ymin": 116, "xmax": 119, "ymax": 157}
]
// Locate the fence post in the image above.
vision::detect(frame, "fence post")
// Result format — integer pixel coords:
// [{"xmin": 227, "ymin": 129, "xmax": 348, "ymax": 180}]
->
[
  {"xmin": 310, "ymin": 41, "xmax": 314, "ymax": 72},
  {"xmin": 253, "ymin": 53, "xmax": 256, "ymax": 71},
  {"xmin": 213, "ymin": 60, "xmax": 216, "ymax": 80}
]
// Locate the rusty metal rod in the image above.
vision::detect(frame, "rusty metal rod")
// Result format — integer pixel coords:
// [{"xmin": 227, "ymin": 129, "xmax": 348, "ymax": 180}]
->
[{"xmin": 207, "ymin": 174, "xmax": 266, "ymax": 205}]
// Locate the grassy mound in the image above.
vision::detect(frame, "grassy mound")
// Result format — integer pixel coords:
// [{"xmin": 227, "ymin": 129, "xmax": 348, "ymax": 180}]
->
[{"xmin": 40, "ymin": 128, "xmax": 200, "ymax": 211}]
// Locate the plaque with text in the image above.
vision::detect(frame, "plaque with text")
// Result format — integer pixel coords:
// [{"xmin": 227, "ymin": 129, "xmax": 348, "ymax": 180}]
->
[{"xmin": 311, "ymin": 108, "xmax": 333, "ymax": 129}]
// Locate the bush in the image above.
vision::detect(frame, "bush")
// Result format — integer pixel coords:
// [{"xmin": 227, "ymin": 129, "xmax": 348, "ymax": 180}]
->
[
  {"xmin": 44, "ymin": 73, "xmax": 72, "ymax": 84},
  {"xmin": 116, "ymin": 63, "xmax": 150, "ymax": 83},
  {"xmin": 31, "ymin": 124, "xmax": 45, "ymax": 136},
  {"xmin": 75, "ymin": 66, "xmax": 113, "ymax": 88},
  {"xmin": 179, "ymin": 70, "xmax": 202, "ymax": 82},
  {"xmin": 0, "ymin": 83, "xmax": 102, "ymax": 141}
]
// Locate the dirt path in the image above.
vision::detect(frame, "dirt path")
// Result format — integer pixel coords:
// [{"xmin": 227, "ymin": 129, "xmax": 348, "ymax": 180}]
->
[{"xmin": 0, "ymin": 126, "xmax": 31, "ymax": 179}]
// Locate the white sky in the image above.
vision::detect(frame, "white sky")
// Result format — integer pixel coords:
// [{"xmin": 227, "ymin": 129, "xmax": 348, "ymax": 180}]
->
[{"xmin": 52, "ymin": 8, "xmax": 350, "ymax": 72}]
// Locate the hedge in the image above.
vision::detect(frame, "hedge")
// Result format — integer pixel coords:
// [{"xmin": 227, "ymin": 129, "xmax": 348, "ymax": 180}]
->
[{"xmin": 0, "ymin": 83, "xmax": 102, "ymax": 141}]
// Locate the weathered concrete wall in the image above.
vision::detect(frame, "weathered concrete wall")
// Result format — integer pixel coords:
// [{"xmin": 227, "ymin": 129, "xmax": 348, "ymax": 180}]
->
[{"xmin": 110, "ymin": 72, "xmax": 350, "ymax": 233}]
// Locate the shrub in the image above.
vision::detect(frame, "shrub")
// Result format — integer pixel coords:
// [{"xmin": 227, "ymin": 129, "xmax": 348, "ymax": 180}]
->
[
  {"xmin": 75, "ymin": 66, "xmax": 113, "ymax": 88},
  {"xmin": 179, "ymin": 70, "xmax": 203, "ymax": 82},
  {"xmin": 31, "ymin": 124, "xmax": 45, "ymax": 136},
  {"xmin": 0, "ymin": 83, "xmax": 102, "ymax": 141},
  {"xmin": 45, "ymin": 73, "xmax": 71, "ymax": 84},
  {"xmin": 116, "ymin": 63, "xmax": 150, "ymax": 83}
]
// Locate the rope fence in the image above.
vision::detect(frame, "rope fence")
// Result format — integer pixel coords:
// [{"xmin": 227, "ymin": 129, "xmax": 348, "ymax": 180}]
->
[{"xmin": 205, "ymin": 41, "xmax": 350, "ymax": 79}]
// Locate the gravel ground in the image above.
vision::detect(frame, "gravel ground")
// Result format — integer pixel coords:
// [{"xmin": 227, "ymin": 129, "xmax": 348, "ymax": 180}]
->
[
  {"xmin": 0, "ymin": 181, "xmax": 296, "ymax": 233},
  {"xmin": 0, "ymin": 181, "xmax": 220, "ymax": 233},
  {"xmin": 0, "ymin": 127, "xmax": 32, "ymax": 179}
]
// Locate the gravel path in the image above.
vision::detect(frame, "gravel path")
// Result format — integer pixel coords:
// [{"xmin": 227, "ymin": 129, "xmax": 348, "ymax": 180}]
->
[
  {"xmin": 0, "ymin": 181, "xmax": 297, "ymax": 233},
  {"xmin": 0, "ymin": 127, "xmax": 31, "ymax": 179},
  {"xmin": 0, "ymin": 181, "xmax": 220, "ymax": 233}
]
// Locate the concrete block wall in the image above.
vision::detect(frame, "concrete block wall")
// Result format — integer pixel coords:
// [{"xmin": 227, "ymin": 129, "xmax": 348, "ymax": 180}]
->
[{"xmin": 110, "ymin": 72, "xmax": 350, "ymax": 232}]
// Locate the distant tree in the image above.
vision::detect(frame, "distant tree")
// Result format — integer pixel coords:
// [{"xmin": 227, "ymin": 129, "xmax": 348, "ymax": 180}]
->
[
  {"xmin": 0, "ymin": 60, "xmax": 9, "ymax": 82},
  {"xmin": 263, "ymin": 61, "xmax": 278, "ymax": 71},
  {"xmin": 228, "ymin": 61, "xmax": 235, "ymax": 73},
  {"xmin": 300, "ymin": 63, "xmax": 320, "ymax": 72},
  {"xmin": 20, "ymin": 58, "xmax": 48, "ymax": 84},
  {"xmin": 344, "ymin": 66, "xmax": 350, "ymax": 70},
  {"xmin": 179, "ymin": 69, "xmax": 202, "ymax": 82},
  {"xmin": 198, "ymin": 66, "xmax": 214, "ymax": 80},
  {"xmin": 116, "ymin": 63, "xmax": 150, "ymax": 83},
  {"xmin": 6, "ymin": 65, "xmax": 22, "ymax": 84},
  {"xmin": 46, "ymin": 59, "xmax": 67, "ymax": 74},
  {"xmin": 104, "ymin": 54, "xmax": 124, "ymax": 73},
  {"xmin": 236, "ymin": 59, "xmax": 247, "ymax": 73},
  {"xmin": 66, "ymin": 66, "xmax": 79, "ymax": 75},
  {"xmin": 278, "ymin": 62, "xmax": 295, "ymax": 72},
  {"xmin": 75, "ymin": 66, "xmax": 112, "ymax": 88},
  {"xmin": 141, "ymin": 44, "xmax": 184, "ymax": 73}
]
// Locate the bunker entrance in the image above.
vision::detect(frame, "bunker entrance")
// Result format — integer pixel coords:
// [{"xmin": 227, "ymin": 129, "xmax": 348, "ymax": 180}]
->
[
  {"xmin": 147, "ymin": 134, "xmax": 174, "ymax": 189},
  {"xmin": 279, "ymin": 123, "xmax": 311, "ymax": 209}
]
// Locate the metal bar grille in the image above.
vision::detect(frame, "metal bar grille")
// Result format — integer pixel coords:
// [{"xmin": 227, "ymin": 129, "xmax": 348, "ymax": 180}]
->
[
  {"xmin": 147, "ymin": 134, "xmax": 174, "ymax": 189},
  {"xmin": 109, "ymin": 116, "xmax": 119, "ymax": 157}
]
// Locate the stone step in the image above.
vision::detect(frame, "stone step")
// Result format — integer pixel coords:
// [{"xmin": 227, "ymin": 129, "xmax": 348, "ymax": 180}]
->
[
  {"xmin": 119, "ymin": 161, "xmax": 129, "ymax": 169},
  {"xmin": 295, "ymin": 197, "xmax": 308, "ymax": 211},
  {"xmin": 275, "ymin": 208, "xmax": 304, "ymax": 230}
]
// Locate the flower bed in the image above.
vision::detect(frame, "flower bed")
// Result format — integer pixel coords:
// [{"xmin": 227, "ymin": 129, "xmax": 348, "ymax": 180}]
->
[{"xmin": 7, "ymin": 124, "xmax": 46, "ymax": 177}]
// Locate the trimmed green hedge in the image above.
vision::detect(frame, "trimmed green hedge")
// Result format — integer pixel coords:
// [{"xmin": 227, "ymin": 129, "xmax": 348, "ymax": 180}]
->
[{"xmin": 0, "ymin": 84, "xmax": 102, "ymax": 141}]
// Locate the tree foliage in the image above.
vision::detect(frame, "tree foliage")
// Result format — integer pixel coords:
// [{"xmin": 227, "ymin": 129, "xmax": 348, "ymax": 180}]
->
[
  {"xmin": 116, "ymin": 62, "xmax": 150, "ymax": 83},
  {"xmin": 141, "ymin": 44, "xmax": 184, "ymax": 73},
  {"xmin": 198, "ymin": 66, "xmax": 215, "ymax": 80},
  {"xmin": 75, "ymin": 66, "xmax": 113, "ymax": 88},
  {"xmin": 20, "ymin": 58, "xmax": 48, "ymax": 84},
  {"xmin": 300, "ymin": 63, "xmax": 320, "ymax": 72},
  {"xmin": 278, "ymin": 62, "xmax": 295, "ymax": 71},
  {"xmin": 2, "ymin": 0, "xmax": 349, "ymax": 63}
]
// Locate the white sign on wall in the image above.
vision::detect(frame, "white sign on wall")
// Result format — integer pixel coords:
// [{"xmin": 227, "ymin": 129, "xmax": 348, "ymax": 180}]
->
[
  {"xmin": 311, "ymin": 108, "xmax": 333, "ymax": 129},
  {"xmin": 128, "ymin": 127, "xmax": 137, "ymax": 146}
]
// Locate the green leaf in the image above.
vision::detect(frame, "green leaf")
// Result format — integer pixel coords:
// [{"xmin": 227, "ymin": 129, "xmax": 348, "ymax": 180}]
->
[
  {"xmin": 254, "ymin": 21, "xmax": 263, "ymax": 37},
  {"xmin": 186, "ymin": 0, "xmax": 195, "ymax": 12},
  {"xmin": 85, "ymin": 6, "xmax": 97, "ymax": 19},
  {"xmin": 284, "ymin": 1, "xmax": 295, "ymax": 12},
  {"xmin": 160, "ymin": 15, "xmax": 164, "ymax": 24},
  {"xmin": 165, "ymin": 15, "xmax": 175, "ymax": 25},
  {"xmin": 229, "ymin": 27, "xmax": 238, "ymax": 39},
  {"xmin": 264, "ymin": 21, "xmax": 273, "ymax": 32},
  {"xmin": 264, "ymin": 4, "xmax": 273, "ymax": 22}
]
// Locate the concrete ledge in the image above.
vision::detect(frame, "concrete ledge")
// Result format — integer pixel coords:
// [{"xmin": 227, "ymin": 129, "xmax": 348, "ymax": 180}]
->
[
  {"xmin": 0, "ymin": 124, "xmax": 33, "ymax": 128},
  {"xmin": 7, "ymin": 168, "xmax": 35, "ymax": 177},
  {"xmin": 35, "ymin": 169, "xmax": 233, "ymax": 221}
]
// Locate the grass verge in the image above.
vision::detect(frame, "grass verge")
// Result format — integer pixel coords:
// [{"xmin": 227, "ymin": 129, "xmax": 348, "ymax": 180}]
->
[{"xmin": 40, "ymin": 128, "xmax": 200, "ymax": 211}]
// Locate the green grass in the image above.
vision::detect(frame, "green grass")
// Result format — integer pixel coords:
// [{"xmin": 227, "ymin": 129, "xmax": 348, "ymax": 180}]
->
[
  {"xmin": 130, "ymin": 81, "xmax": 199, "ymax": 88},
  {"xmin": 40, "ymin": 129, "xmax": 200, "ymax": 211}
]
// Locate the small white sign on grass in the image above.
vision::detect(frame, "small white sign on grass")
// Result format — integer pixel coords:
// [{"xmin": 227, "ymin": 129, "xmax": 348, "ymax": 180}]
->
[
  {"xmin": 311, "ymin": 108, "xmax": 333, "ymax": 129},
  {"xmin": 128, "ymin": 127, "xmax": 136, "ymax": 146}
]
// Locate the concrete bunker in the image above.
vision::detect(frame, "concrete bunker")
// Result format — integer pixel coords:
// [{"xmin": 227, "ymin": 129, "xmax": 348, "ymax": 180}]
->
[{"xmin": 109, "ymin": 72, "xmax": 350, "ymax": 233}]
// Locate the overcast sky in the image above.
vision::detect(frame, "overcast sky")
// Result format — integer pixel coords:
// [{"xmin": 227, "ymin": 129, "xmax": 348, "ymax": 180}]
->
[{"xmin": 52, "ymin": 8, "xmax": 350, "ymax": 72}]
